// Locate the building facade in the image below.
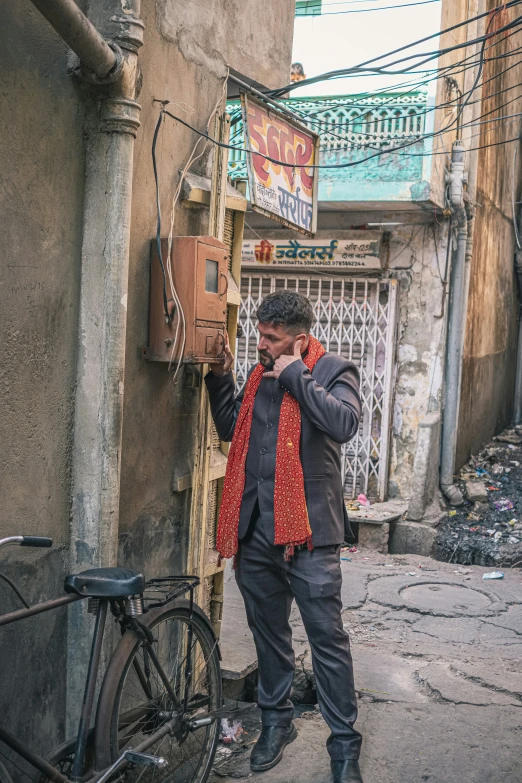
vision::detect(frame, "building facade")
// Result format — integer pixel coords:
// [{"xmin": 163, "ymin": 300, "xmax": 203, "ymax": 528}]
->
[{"xmin": 0, "ymin": 0, "xmax": 295, "ymax": 767}]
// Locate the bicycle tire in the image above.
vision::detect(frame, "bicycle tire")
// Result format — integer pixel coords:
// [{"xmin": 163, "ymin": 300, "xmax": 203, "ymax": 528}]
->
[{"xmin": 94, "ymin": 600, "xmax": 222, "ymax": 783}]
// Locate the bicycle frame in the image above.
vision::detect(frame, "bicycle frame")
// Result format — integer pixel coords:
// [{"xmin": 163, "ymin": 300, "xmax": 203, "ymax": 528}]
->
[{"xmin": 0, "ymin": 576, "xmax": 203, "ymax": 783}]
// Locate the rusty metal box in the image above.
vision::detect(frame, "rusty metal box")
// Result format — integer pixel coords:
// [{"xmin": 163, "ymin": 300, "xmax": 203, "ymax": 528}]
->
[{"xmin": 145, "ymin": 236, "xmax": 228, "ymax": 364}]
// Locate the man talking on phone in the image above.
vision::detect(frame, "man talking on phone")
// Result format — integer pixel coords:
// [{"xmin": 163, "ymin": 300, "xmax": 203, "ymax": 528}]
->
[{"xmin": 205, "ymin": 290, "xmax": 363, "ymax": 783}]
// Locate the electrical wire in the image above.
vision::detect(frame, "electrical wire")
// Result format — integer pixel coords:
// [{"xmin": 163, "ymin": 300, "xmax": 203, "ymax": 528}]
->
[
  {"xmin": 297, "ymin": 0, "xmax": 440, "ymax": 12},
  {"xmin": 0, "ymin": 571, "xmax": 30, "ymax": 609},
  {"xmin": 269, "ymin": 0, "xmax": 522, "ymax": 96},
  {"xmin": 152, "ymin": 111, "xmax": 171, "ymax": 321},
  {"xmin": 151, "ymin": 73, "xmax": 230, "ymax": 381},
  {"xmin": 167, "ymin": 75, "xmax": 229, "ymax": 380},
  {"xmin": 513, "ymin": 145, "xmax": 522, "ymax": 250},
  {"xmin": 164, "ymin": 105, "xmax": 522, "ymax": 169}
]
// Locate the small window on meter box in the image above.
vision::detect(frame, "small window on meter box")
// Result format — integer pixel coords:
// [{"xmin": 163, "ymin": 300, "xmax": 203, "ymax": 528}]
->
[{"xmin": 205, "ymin": 259, "xmax": 219, "ymax": 293}]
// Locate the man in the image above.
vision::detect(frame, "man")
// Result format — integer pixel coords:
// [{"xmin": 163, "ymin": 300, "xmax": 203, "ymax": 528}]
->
[{"xmin": 206, "ymin": 290, "xmax": 363, "ymax": 783}]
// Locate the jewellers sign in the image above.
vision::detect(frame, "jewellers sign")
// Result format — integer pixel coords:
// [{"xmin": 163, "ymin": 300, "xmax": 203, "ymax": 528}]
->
[
  {"xmin": 241, "ymin": 233, "xmax": 383, "ymax": 270},
  {"xmin": 241, "ymin": 93, "xmax": 319, "ymax": 237}
]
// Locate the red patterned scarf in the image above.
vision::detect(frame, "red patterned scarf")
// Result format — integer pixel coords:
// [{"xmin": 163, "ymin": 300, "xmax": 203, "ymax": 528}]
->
[{"xmin": 217, "ymin": 335, "xmax": 326, "ymax": 561}]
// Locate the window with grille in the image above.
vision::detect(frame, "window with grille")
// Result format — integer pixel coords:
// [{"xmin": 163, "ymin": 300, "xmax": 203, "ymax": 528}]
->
[
  {"xmin": 296, "ymin": 0, "xmax": 322, "ymax": 16},
  {"xmin": 235, "ymin": 273, "xmax": 398, "ymax": 500}
]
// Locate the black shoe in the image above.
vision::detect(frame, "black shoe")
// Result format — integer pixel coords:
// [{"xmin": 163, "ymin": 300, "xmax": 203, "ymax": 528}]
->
[
  {"xmin": 331, "ymin": 759, "xmax": 364, "ymax": 783},
  {"xmin": 250, "ymin": 724, "xmax": 297, "ymax": 772}
]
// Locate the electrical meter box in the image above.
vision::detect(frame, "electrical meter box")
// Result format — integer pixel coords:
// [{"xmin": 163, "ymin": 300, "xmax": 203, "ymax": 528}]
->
[{"xmin": 145, "ymin": 236, "xmax": 228, "ymax": 364}]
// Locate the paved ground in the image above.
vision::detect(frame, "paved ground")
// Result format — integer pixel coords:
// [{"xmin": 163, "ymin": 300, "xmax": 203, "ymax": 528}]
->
[{"xmin": 212, "ymin": 550, "xmax": 522, "ymax": 783}]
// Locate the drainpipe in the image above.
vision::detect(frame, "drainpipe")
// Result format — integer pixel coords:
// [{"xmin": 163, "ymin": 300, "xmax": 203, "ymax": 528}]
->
[
  {"xmin": 440, "ymin": 141, "xmax": 468, "ymax": 505},
  {"xmin": 28, "ymin": 0, "xmax": 120, "ymax": 78},
  {"xmin": 513, "ymin": 209, "xmax": 522, "ymax": 424},
  {"xmin": 29, "ymin": 0, "xmax": 144, "ymax": 732}
]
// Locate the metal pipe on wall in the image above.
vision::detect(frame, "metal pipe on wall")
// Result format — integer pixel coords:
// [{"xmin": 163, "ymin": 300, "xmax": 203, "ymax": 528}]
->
[
  {"xmin": 28, "ymin": 0, "xmax": 118, "ymax": 78},
  {"xmin": 439, "ymin": 1, "xmax": 485, "ymax": 505},
  {"xmin": 513, "ymin": 219, "xmax": 522, "ymax": 424},
  {"xmin": 440, "ymin": 141, "xmax": 468, "ymax": 505},
  {"xmin": 29, "ymin": 0, "xmax": 146, "ymax": 733}
]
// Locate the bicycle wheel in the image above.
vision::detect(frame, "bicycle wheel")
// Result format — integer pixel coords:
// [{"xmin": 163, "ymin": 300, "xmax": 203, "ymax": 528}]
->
[{"xmin": 95, "ymin": 600, "xmax": 222, "ymax": 783}]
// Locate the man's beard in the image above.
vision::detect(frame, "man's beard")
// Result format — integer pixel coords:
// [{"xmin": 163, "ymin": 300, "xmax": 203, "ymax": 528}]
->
[{"xmin": 258, "ymin": 350, "xmax": 275, "ymax": 370}]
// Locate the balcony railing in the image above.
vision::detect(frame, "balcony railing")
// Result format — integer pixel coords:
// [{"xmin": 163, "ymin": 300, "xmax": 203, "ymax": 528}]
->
[{"xmin": 227, "ymin": 92, "xmax": 433, "ymax": 203}]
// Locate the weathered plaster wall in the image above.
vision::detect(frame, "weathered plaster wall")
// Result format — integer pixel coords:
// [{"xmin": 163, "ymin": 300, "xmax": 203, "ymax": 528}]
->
[
  {"xmin": 118, "ymin": 0, "xmax": 295, "ymax": 576},
  {"xmin": 0, "ymin": 0, "xmax": 295, "ymax": 768},
  {"xmin": 457, "ymin": 2, "xmax": 522, "ymax": 465},
  {"xmin": 0, "ymin": 0, "xmax": 85, "ymax": 762},
  {"xmin": 387, "ymin": 221, "xmax": 449, "ymax": 499}
]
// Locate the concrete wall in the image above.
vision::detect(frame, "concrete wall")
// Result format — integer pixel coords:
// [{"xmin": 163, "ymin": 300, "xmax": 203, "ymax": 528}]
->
[
  {"xmin": 0, "ymin": 2, "xmax": 85, "ymax": 761},
  {"xmin": 387, "ymin": 221, "xmax": 449, "ymax": 500},
  {"xmin": 457, "ymin": 2, "xmax": 522, "ymax": 465},
  {"xmin": 0, "ymin": 0, "xmax": 294, "ymax": 769}
]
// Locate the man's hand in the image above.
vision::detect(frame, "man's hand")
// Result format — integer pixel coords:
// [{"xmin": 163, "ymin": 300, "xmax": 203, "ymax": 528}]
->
[
  {"xmin": 264, "ymin": 340, "xmax": 303, "ymax": 380},
  {"xmin": 209, "ymin": 332, "xmax": 234, "ymax": 377}
]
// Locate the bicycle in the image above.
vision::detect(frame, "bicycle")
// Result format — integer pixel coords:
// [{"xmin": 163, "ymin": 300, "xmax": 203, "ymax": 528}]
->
[{"xmin": 0, "ymin": 535, "xmax": 223, "ymax": 783}]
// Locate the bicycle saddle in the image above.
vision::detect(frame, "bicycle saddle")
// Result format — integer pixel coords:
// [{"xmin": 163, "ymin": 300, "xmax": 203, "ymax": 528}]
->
[{"xmin": 64, "ymin": 567, "xmax": 145, "ymax": 598}]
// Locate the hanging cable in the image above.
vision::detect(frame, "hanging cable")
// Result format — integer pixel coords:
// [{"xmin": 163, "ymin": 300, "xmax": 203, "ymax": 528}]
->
[
  {"xmin": 269, "ymin": 0, "xmax": 522, "ymax": 96},
  {"xmin": 151, "ymin": 110, "xmax": 171, "ymax": 323}
]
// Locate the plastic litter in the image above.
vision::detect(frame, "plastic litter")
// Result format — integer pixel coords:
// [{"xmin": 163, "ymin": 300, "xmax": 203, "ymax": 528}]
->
[
  {"xmin": 494, "ymin": 498, "xmax": 514, "ymax": 512},
  {"xmin": 220, "ymin": 719, "xmax": 244, "ymax": 744},
  {"xmin": 487, "ymin": 486, "xmax": 501, "ymax": 491},
  {"xmin": 341, "ymin": 557, "xmax": 352, "ymax": 562},
  {"xmin": 454, "ymin": 568, "xmax": 473, "ymax": 575},
  {"xmin": 448, "ymin": 510, "xmax": 457, "ymax": 517},
  {"xmin": 475, "ymin": 467, "xmax": 488, "ymax": 476},
  {"xmin": 509, "ymin": 519, "xmax": 517, "ymax": 526},
  {"xmin": 348, "ymin": 546, "xmax": 358, "ymax": 553},
  {"xmin": 357, "ymin": 493, "xmax": 371, "ymax": 507},
  {"xmin": 483, "ymin": 571, "xmax": 504, "ymax": 580}
]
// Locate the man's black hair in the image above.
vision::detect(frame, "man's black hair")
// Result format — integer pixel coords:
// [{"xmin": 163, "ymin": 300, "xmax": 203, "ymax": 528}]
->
[{"xmin": 256, "ymin": 290, "xmax": 314, "ymax": 334}]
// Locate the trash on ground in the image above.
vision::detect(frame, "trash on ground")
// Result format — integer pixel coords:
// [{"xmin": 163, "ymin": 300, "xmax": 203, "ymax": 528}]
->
[
  {"xmin": 482, "ymin": 571, "xmax": 505, "ymax": 580},
  {"xmin": 494, "ymin": 498, "xmax": 514, "ymax": 512},
  {"xmin": 348, "ymin": 546, "xmax": 358, "ymax": 553},
  {"xmin": 454, "ymin": 567, "xmax": 473, "ymax": 575},
  {"xmin": 448, "ymin": 510, "xmax": 457, "ymax": 517},
  {"xmin": 220, "ymin": 719, "xmax": 244, "ymax": 744},
  {"xmin": 341, "ymin": 557, "xmax": 352, "ymax": 562},
  {"xmin": 357, "ymin": 493, "xmax": 371, "ymax": 507}
]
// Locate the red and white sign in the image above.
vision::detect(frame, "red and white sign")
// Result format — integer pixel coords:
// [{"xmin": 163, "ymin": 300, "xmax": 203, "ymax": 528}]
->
[{"xmin": 241, "ymin": 94, "xmax": 319, "ymax": 237}]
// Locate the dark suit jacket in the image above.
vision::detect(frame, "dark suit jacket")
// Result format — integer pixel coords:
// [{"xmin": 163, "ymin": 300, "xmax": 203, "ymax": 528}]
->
[{"xmin": 205, "ymin": 353, "xmax": 361, "ymax": 547}]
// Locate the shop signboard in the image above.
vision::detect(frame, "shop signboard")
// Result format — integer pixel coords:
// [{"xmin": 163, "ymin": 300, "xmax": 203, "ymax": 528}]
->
[
  {"xmin": 241, "ymin": 232, "xmax": 383, "ymax": 270},
  {"xmin": 241, "ymin": 93, "xmax": 319, "ymax": 237}
]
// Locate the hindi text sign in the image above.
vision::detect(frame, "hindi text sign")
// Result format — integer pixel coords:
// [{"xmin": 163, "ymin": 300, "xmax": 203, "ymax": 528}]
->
[
  {"xmin": 241, "ymin": 233, "xmax": 383, "ymax": 270},
  {"xmin": 241, "ymin": 94, "xmax": 319, "ymax": 237}
]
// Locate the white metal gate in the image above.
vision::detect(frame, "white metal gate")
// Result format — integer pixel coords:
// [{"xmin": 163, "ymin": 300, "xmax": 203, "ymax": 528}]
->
[{"xmin": 235, "ymin": 274, "xmax": 398, "ymax": 500}]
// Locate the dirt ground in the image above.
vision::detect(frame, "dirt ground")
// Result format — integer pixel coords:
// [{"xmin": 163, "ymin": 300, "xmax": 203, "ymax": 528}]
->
[{"xmin": 211, "ymin": 550, "xmax": 522, "ymax": 783}]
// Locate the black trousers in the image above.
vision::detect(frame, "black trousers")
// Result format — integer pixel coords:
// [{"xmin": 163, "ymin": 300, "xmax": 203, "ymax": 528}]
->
[{"xmin": 235, "ymin": 522, "xmax": 362, "ymax": 761}]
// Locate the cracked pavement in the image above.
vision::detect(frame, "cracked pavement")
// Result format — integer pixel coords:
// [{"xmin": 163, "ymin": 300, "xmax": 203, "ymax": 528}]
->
[{"xmin": 213, "ymin": 551, "xmax": 522, "ymax": 783}]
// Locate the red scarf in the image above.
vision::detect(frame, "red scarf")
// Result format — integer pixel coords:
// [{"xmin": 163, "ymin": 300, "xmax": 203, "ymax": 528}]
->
[{"xmin": 217, "ymin": 335, "xmax": 326, "ymax": 561}]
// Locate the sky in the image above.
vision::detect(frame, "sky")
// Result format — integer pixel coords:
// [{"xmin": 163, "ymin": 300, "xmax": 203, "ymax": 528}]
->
[{"xmin": 291, "ymin": 0, "xmax": 443, "ymax": 98}]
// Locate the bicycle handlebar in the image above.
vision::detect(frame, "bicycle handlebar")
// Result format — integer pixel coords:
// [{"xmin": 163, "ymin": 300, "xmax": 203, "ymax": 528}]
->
[
  {"xmin": 0, "ymin": 536, "xmax": 53, "ymax": 549},
  {"xmin": 21, "ymin": 536, "xmax": 53, "ymax": 548}
]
